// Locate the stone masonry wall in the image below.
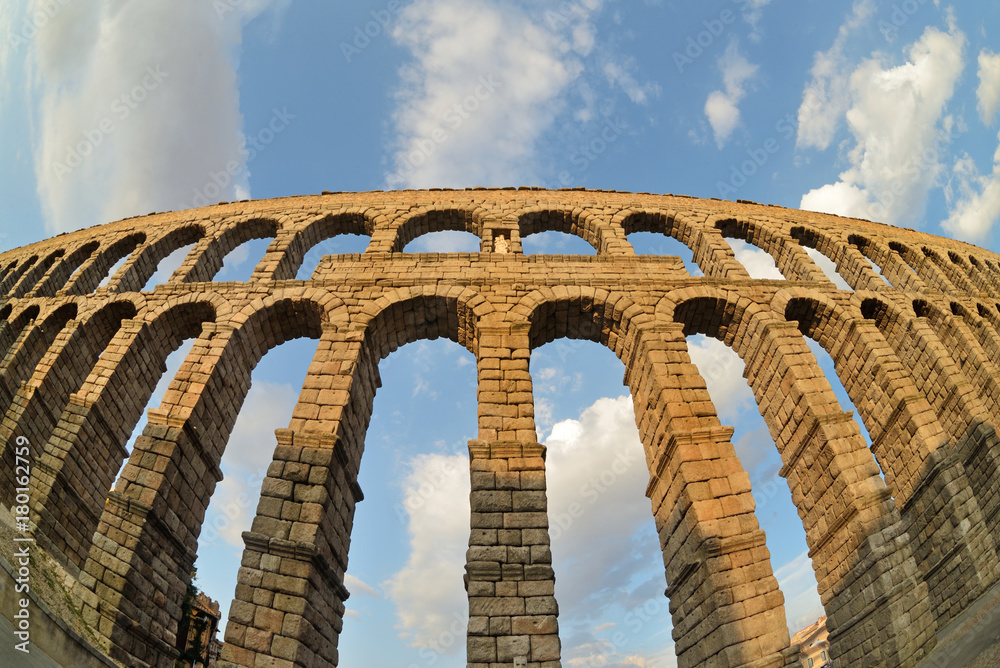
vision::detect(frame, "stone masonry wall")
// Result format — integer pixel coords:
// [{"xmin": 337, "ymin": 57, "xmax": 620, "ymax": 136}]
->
[{"xmin": 1, "ymin": 188, "xmax": 1000, "ymax": 667}]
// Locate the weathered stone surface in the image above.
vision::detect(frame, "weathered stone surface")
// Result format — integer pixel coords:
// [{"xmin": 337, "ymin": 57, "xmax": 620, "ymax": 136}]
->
[{"xmin": 2, "ymin": 188, "xmax": 1000, "ymax": 667}]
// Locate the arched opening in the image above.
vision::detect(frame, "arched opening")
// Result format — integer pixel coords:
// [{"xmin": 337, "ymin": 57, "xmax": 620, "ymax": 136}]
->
[
  {"xmin": 627, "ymin": 231, "xmax": 703, "ymax": 275},
  {"xmin": 712, "ymin": 220, "xmax": 787, "ymax": 280},
  {"xmin": 519, "ymin": 209, "xmax": 601, "ymax": 255},
  {"xmin": 1, "ymin": 255, "xmax": 38, "ymax": 297},
  {"xmin": 847, "ymin": 235, "xmax": 893, "ymax": 287},
  {"xmin": 0, "ymin": 304, "xmax": 73, "ymax": 412},
  {"xmin": 521, "ymin": 231, "xmax": 596, "ymax": 255},
  {"xmin": 296, "ymin": 233, "xmax": 369, "ymax": 278},
  {"xmin": 391, "ymin": 209, "xmax": 481, "ymax": 253},
  {"xmin": 216, "ymin": 236, "xmax": 274, "ymax": 281},
  {"xmin": 684, "ymin": 334, "xmax": 823, "ymax": 634},
  {"xmin": 531, "ymin": 338, "xmax": 671, "ymax": 664},
  {"xmin": 66, "ymin": 234, "xmax": 145, "ymax": 295},
  {"xmin": 26, "ymin": 300, "xmax": 214, "ymax": 572},
  {"xmin": 11, "ymin": 249, "xmax": 65, "ymax": 298},
  {"xmin": 403, "ymin": 230, "xmax": 481, "ymax": 253},
  {"xmin": 33, "ymin": 241, "xmax": 99, "ymax": 297},
  {"xmin": 336, "ymin": 338, "xmax": 476, "ymax": 666},
  {"xmin": 141, "ymin": 240, "xmax": 201, "ymax": 289},
  {"xmin": 191, "ymin": 336, "xmax": 317, "ymax": 638},
  {"xmin": 803, "ymin": 248, "xmax": 851, "ymax": 289}
]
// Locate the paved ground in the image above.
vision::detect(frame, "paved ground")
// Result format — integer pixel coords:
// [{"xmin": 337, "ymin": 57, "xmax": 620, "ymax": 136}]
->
[
  {"xmin": 917, "ymin": 580, "xmax": 1000, "ymax": 668},
  {"xmin": 0, "ymin": 613, "xmax": 62, "ymax": 668}
]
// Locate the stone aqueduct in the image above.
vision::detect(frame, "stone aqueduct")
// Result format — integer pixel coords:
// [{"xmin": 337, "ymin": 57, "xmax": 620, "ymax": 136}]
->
[{"xmin": 1, "ymin": 188, "xmax": 1000, "ymax": 668}]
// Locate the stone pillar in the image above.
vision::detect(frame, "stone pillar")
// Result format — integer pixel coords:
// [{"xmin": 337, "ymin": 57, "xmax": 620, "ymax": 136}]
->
[
  {"xmin": 466, "ymin": 440, "xmax": 559, "ymax": 667},
  {"xmin": 469, "ymin": 323, "xmax": 560, "ymax": 667},
  {"xmin": 219, "ymin": 429, "xmax": 360, "ymax": 668}
]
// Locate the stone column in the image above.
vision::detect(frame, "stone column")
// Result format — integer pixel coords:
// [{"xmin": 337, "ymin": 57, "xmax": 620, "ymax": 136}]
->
[{"xmin": 468, "ymin": 323, "xmax": 560, "ymax": 668}]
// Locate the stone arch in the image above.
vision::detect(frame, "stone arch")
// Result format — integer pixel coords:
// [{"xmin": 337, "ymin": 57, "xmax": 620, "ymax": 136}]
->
[
  {"xmin": 76, "ymin": 292, "xmax": 335, "ymax": 667},
  {"xmin": 911, "ymin": 298, "xmax": 1000, "ymax": 420},
  {"xmin": 65, "ymin": 232, "xmax": 147, "ymax": 295},
  {"xmin": 790, "ymin": 225, "xmax": 884, "ymax": 291},
  {"xmin": 658, "ymin": 286, "xmax": 935, "ymax": 666},
  {"xmin": 110, "ymin": 223, "xmax": 207, "ymax": 291},
  {"xmin": 31, "ymin": 297, "xmax": 221, "ymax": 571},
  {"xmin": 516, "ymin": 205, "xmax": 615, "ymax": 255},
  {"xmin": 714, "ymin": 216, "xmax": 827, "ymax": 282},
  {"xmin": 859, "ymin": 294, "xmax": 1000, "ymax": 543},
  {"xmin": 963, "ymin": 254, "xmax": 1000, "ymax": 296},
  {"xmin": 386, "ymin": 206, "xmax": 486, "ymax": 253},
  {"xmin": 32, "ymin": 240, "xmax": 100, "ymax": 297},
  {"xmin": 0, "ymin": 258, "xmax": 16, "ymax": 282},
  {"xmin": 510, "ymin": 286, "xmax": 794, "ymax": 667},
  {"xmin": 0, "ymin": 299, "xmax": 138, "ymax": 506},
  {"xmin": 158, "ymin": 286, "xmax": 486, "ymax": 667},
  {"xmin": 613, "ymin": 208, "xmax": 745, "ymax": 276},
  {"xmin": 849, "ymin": 235, "xmax": 925, "ymax": 292},
  {"xmin": 264, "ymin": 210, "xmax": 376, "ymax": 280},
  {"xmin": 0, "ymin": 303, "xmax": 38, "ymax": 365},
  {"xmin": 10, "ymin": 248, "xmax": 65, "ymax": 298},
  {"xmin": 181, "ymin": 216, "xmax": 282, "ymax": 282},
  {"xmin": 0, "ymin": 254, "xmax": 38, "ymax": 296},
  {"xmin": 916, "ymin": 245, "xmax": 973, "ymax": 294},
  {"xmin": 776, "ymin": 288, "xmax": 999, "ymax": 623},
  {"xmin": 0, "ymin": 303, "xmax": 75, "ymax": 407}
]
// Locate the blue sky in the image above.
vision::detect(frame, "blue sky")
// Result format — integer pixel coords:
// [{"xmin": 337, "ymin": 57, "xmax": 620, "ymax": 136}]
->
[{"xmin": 3, "ymin": 1, "xmax": 1000, "ymax": 666}]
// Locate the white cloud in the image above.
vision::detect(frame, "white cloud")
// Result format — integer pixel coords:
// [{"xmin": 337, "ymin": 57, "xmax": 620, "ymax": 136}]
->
[
  {"xmin": 227, "ymin": 379, "xmax": 300, "ymax": 474},
  {"xmin": 942, "ymin": 131, "xmax": 1000, "ymax": 242},
  {"xmin": 728, "ymin": 238, "xmax": 784, "ymax": 280},
  {"xmin": 774, "ymin": 550, "xmax": 824, "ymax": 634},
  {"xmin": 345, "ymin": 573, "xmax": 382, "ymax": 599},
  {"xmin": 738, "ymin": 0, "xmax": 772, "ymax": 42},
  {"xmin": 29, "ymin": 0, "xmax": 290, "ymax": 234},
  {"xmin": 196, "ymin": 380, "xmax": 298, "ymax": 547},
  {"xmin": 799, "ymin": 21, "xmax": 966, "ymax": 226},
  {"xmin": 704, "ymin": 40, "xmax": 758, "ymax": 149},
  {"xmin": 604, "ymin": 59, "xmax": 659, "ymax": 105},
  {"xmin": 977, "ymin": 49, "xmax": 1000, "ymax": 125},
  {"xmin": 796, "ymin": 0, "xmax": 875, "ymax": 151},
  {"xmin": 385, "ymin": 0, "xmax": 599, "ymax": 188},
  {"xmin": 383, "ymin": 452, "xmax": 470, "ymax": 654},
  {"xmin": 804, "ymin": 247, "xmax": 852, "ymax": 290},
  {"xmin": 544, "ymin": 396, "xmax": 675, "ymax": 666}
]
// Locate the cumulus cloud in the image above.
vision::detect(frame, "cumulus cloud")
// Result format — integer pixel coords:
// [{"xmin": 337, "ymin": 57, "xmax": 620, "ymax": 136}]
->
[
  {"xmin": 795, "ymin": 0, "xmax": 875, "ymax": 151},
  {"xmin": 942, "ymin": 134, "xmax": 1000, "ymax": 242},
  {"xmin": 28, "ymin": 0, "xmax": 290, "ymax": 234},
  {"xmin": 385, "ymin": 0, "xmax": 598, "ymax": 188},
  {"xmin": 384, "ymin": 452, "xmax": 470, "ymax": 654},
  {"xmin": 977, "ymin": 49, "xmax": 1000, "ymax": 125},
  {"xmin": 940, "ymin": 50, "xmax": 1000, "ymax": 242},
  {"xmin": 384, "ymin": 0, "xmax": 656, "ymax": 188},
  {"xmin": 704, "ymin": 40, "xmax": 758, "ymax": 149},
  {"xmin": 800, "ymin": 21, "xmax": 965, "ymax": 226},
  {"xmin": 544, "ymin": 396, "xmax": 674, "ymax": 666}
]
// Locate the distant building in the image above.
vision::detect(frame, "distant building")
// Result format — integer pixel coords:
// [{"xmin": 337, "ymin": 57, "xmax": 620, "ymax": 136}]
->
[
  {"xmin": 791, "ymin": 616, "xmax": 831, "ymax": 667},
  {"xmin": 176, "ymin": 590, "xmax": 222, "ymax": 667}
]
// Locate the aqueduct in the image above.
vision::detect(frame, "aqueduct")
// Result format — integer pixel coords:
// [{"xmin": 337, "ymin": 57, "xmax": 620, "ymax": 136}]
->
[{"xmin": 2, "ymin": 188, "xmax": 1000, "ymax": 667}]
